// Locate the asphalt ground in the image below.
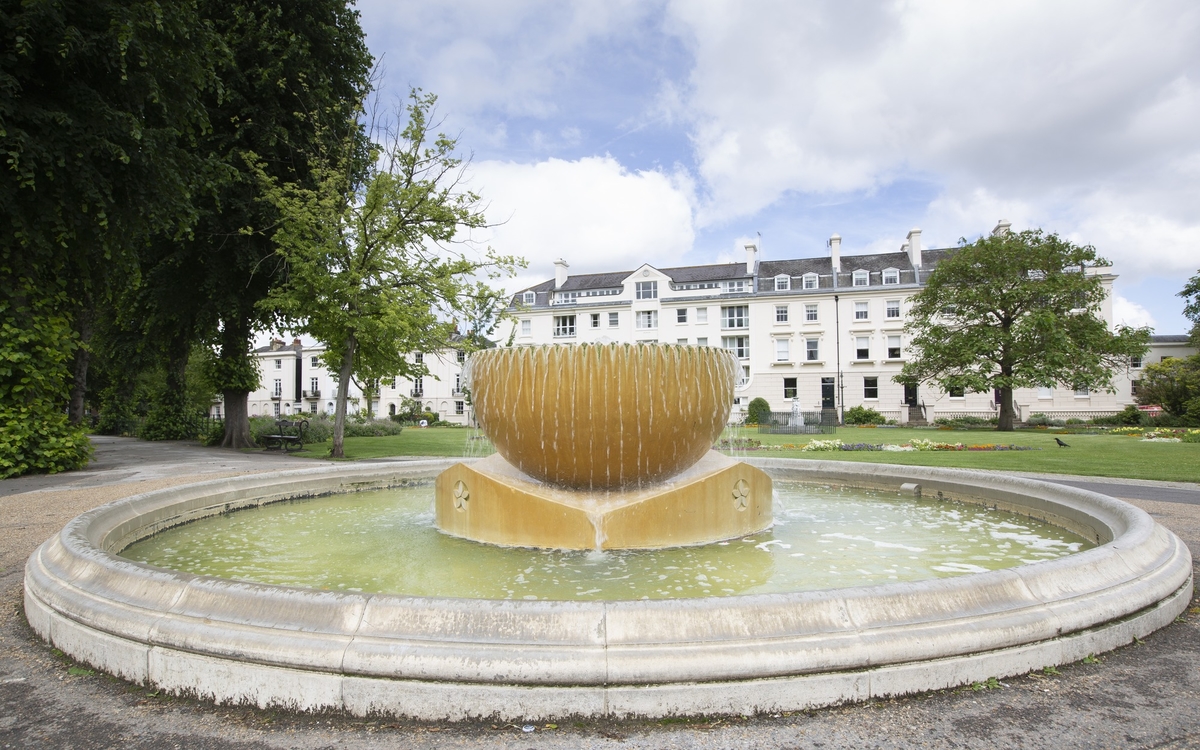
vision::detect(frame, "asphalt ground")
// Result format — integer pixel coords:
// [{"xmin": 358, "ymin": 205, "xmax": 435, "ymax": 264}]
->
[{"xmin": 2, "ymin": 437, "xmax": 1199, "ymax": 749}]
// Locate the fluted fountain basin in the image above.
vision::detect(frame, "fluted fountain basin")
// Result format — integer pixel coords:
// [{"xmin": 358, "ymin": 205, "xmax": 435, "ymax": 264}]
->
[
  {"xmin": 467, "ymin": 343, "xmax": 737, "ymax": 490},
  {"xmin": 24, "ymin": 460, "xmax": 1192, "ymax": 721}
]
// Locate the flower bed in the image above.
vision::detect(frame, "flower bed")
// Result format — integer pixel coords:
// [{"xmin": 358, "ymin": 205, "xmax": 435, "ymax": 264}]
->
[{"xmin": 785, "ymin": 439, "xmax": 1037, "ymax": 453}]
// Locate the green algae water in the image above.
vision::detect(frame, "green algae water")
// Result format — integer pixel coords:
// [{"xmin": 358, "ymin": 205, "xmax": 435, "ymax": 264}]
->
[{"xmin": 121, "ymin": 481, "xmax": 1093, "ymax": 600}]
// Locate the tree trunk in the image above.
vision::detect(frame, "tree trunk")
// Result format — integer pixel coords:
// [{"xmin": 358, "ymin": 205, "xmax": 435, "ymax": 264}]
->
[
  {"xmin": 68, "ymin": 309, "xmax": 94, "ymax": 426},
  {"xmin": 998, "ymin": 381, "xmax": 1015, "ymax": 432},
  {"xmin": 332, "ymin": 335, "xmax": 357, "ymax": 458},
  {"xmin": 220, "ymin": 390, "xmax": 253, "ymax": 449},
  {"xmin": 218, "ymin": 318, "xmax": 257, "ymax": 449}
]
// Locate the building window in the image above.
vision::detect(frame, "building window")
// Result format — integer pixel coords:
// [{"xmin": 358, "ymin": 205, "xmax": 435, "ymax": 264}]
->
[
  {"xmin": 802, "ymin": 273, "xmax": 818, "ymax": 290},
  {"xmin": 636, "ymin": 310, "xmax": 658, "ymax": 329},
  {"xmin": 806, "ymin": 339, "xmax": 819, "ymax": 361},
  {"xmin": 412, "ymin": 377, "xmax": 423, "ymax": 396},
  {"xmin": 697, "ymin": 337, "xmax": 708, "ymax": 346},
  {"xmin": 608, "ymin": 312, "xmax": 619, "ymax": 327},
  {"xmin": 864, "ymin": 377, "xmax": 879, "ymax": 400},
  {"xmin": 949, "ymin": 386, "xmax": 965, "ymax": 398},
  {"xmin": 590, "ymin": 313, "xmax": 601, "ymax": 328},
  {"xmin": 310, "ymin": 403, "xmax": 318, "ymax": 414},
  {"xmin": 783, "ymin": 377, "xmax": 798, "ymax": 399},
  {"xmin": 855, "ymin": 336, "xmax": 870, "ymax": 360},
  {"xmin": 273, "ymin": 402, "xmax": 280, "ymax": 417},
  {"xmin": 274, "ymin": 359, "xmax": 282, "ymax": 369},
  {"xmin": 455, "ymin": 401, "xmax": 464, "ymax": 415},
  {"xmin": 775, "ymin": 305, "xmax": 788, "ymax": 323},
  {"xmin": 554, "ymin": 315, "xmax": 576, "ymax": 337},
  {"xmin": 1130, "ymin": 355, "xmax": 1143, "ymax": 368},
  {"xmin": 805, "ymin": 303, "xmax": 818, "ymax": 321},
  {"xmin": 1038, "ymin": 386, "xmax": 1053, "ymax": 399},
  {"xmin": 721, "ymin": 305, "xmax": 749, "ymax": 329},
  {"xmin": 457, "ymin": 350, "xmax": 466, "ymax": 363},
  {"xmin": 1074, "ymin": 386, "xmax": 1090, "ymax": 397},
  {"xmin": 522, "ymin": 291, "xmax": 535, "ymax": 305},
  {"xmin": 886, "ymin": 299, "xmax": 901, "ymax": 319},
  {"xmin": 855, "ymin": 301, "xmax": 868, "ymax": 320},
  {"xmin": 521, "ymin": 319, "xmax": 532, "ymax": 336},
  {"xmin": 635, "ymin": 281, "xmax": 658, "ymax": 299},
  {"xmin": 1132, "ymin": 379, "xmax": 1141, "ymax": 397},
  {"xmin": 887, "ymin": 336, "xmax": 901, "ymax": 359},
  {"xmin": 311, "ymin": 356, "xmax": 319, "ymax": 368},
  {"xmin": 696, "ymin": 307, "xmax": 708, "ymax": 324},
  {"xmin": 677, "ymin": 338, "xmax": 688, "ymax": 345},
  {"xmin": 725, "ymin": 280, "xmax": 746, "ymax": 294},
  {"xmin": 775, "ymin": 338, "xmax": 790, "ymax": 361},
  {"xmin": 853, "ymin": 270, "xmax": 869, "ymax": 286},
  {"xmin": 454, "ymin": 374, "xmax": 461, "ymax": 392},
  {"xmin": 310, "ymin": 377, "xmax": 319, "ymax": 392},
  {"xmin": 273, "ymin": 379, "xmax": 282, "ymax": 396},
  {"xmin": 415, "ymin": 352, "xmax": 423, "ymax": 364},
  {"xmin": 677, "ymin": 308, "xmax": 688, "ymax": 324},
  {"xmin": 774, "ymin": 275, "xmax": 791, "ymax": 291},
  {"xmin": 882, "ymin": 268, "xmax": 899, "ymax": 285},
  {"xmin": 722, "ymin": 336, "xmax": 749, "ymax": 359}
]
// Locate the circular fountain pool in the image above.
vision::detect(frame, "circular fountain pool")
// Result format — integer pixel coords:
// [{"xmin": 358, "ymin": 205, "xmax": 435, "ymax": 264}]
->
[
  {"xmin": 24, "ymin": 459, "xmax": 1192, "ymax": 721},
  {"xmin": 121, "ymin": 481, "xmax": 1092, "ymax": 600}
]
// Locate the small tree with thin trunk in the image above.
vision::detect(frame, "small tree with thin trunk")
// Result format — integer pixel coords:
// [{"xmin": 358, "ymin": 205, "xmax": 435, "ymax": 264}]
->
[
  {"xmin": 257, "ymin": 91, "xmax": 522, "ymax": 457},
  {"xmin": 898, "ymin": 228, "xmax": 1149, "ymax": 431}
]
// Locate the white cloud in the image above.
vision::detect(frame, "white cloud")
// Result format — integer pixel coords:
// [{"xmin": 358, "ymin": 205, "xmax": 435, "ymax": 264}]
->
[
  {"xmin": 663, "ymin": 0, "xmax": 1200, "ymax": 277},
  {"xmin": 465, "ymin": 156, "xmax": 696, "ymax": 291},
  {"xmin": 1112, "ymin": 295, "xmax": 1157, "ymax": 330}
]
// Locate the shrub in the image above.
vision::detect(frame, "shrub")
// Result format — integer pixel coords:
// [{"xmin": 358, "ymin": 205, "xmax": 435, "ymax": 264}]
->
[
  {"xmin": 1065, "ymin": 418, "xmax": 1084, "ymax": 425},
  {"xmin": 1027, "ymin": 413, "xmax": 1066, "ymax": 427},
  {"xmin": 933, "ymin": 415, "xmax": 997, "ymax": 428},
  {"xmin": 1090, "ymin": 405, "xmax": 1146, "ymax": 426},
  {"xmin": 844, "ymin": 405, "xmax": 888, "ymax": 425},
  {"xmin": 343, "ymin": 419, "xmax": 405, "ymax": 437},
  {"xmin": 199, "ymin": 420, "xmax": 225, "ymax": 446},
  {"xmin": 746, "ymin": 397, "xmax": 771, "ymax": 426}
]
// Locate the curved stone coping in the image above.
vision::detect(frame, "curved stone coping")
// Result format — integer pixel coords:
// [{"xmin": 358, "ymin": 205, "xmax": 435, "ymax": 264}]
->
[{"xmin": 24, "ymin": 459, "xmax": 1193, "ymax": 719}]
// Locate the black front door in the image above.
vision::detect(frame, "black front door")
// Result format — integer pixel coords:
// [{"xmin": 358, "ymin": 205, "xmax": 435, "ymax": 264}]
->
[
  {"xmin": 821, "ymin": 377, "xmax": 836, "ymax": 409},
  {"xmin": 904, "ymin": 383, "xmax": 918, "ymax": 407}
]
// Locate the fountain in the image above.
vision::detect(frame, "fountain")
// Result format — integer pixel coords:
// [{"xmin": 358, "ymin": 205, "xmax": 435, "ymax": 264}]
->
[
  {"xmin": 21, "ymin": 341, "xmax": 1193, "ymax": 720},
  {"xmin": 435, "ymin": 344, "xmax": 772, "ymax": 549}
]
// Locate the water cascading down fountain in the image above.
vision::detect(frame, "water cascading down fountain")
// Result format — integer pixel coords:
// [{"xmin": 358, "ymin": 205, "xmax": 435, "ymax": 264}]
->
[{"xmin": 435, "ymin": 343, "xmax": 772, "ymax": 549}]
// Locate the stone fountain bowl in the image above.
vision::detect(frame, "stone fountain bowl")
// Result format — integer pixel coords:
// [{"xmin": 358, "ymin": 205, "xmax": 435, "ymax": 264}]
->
[{"xmin": 466, "ymin": 343, "xmax": 738, "ymax": 489}]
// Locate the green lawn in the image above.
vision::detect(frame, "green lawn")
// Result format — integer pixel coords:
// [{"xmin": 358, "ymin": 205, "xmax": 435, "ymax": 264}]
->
[{"xmin": 287, "ymin": 425, "xmax": 1200, "ymax": 483}]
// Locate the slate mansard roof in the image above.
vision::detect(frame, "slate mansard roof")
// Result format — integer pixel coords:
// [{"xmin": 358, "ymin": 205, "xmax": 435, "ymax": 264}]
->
[{"xmin": 509, "ymin": 247, "xmax": 959, "ymax": 307}]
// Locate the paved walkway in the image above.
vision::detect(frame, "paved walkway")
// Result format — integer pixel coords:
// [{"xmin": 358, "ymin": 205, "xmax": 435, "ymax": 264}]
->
[{"xmin": 2, "ymin": 437, "xmax": 1198, "ymax": 749}]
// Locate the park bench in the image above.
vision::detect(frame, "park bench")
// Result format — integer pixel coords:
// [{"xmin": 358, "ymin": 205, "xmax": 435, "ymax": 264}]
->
[{"xmin": 263, "ymin": 419, "xmax": 308, "ymax": 452}]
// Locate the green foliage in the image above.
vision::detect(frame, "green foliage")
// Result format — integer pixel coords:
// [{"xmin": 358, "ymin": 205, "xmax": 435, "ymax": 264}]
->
[
  {"xmin": 1027, "ymin": 413, "xmax": 1066, "ymax": 427},
  {"xmin": 0, "ymin": 279, "xmax": 92, "ymax": 477},
  {"xmin": 1091, "ymin": 405, "xmax": 1147, "ymax": 426},
  {"xmin": 844, "ymin": 405, "xmax": 889, "ymax": 425},
  {"xmin": 255, "ymin": 90, "xmax": 523, "ymax": 456},
  {"xmin": 933, "ymin": 415, "xmax": 997, "ymax": 428},
  {"xmin": 1137, "ymin": 354, "xmax": 1200, "ymax": 424},
  {"xmin": 343, "ymin": 419, "xmax": 405, "ymax": 438},
  {"xmin": 746, "ymin": 397, "xmax": 771, "ymax": 425},
  {"xmin": 898, "ymin": 229, "xmax": 1150, "ymax": 430},
  {"xmin": 1181, "ymin": 270, "xmax": 1200, "ymax": 346}
]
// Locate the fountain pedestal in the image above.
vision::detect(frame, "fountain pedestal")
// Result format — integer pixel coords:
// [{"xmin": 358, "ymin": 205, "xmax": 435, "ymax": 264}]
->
[{"xmin": 436, "ymin": 451, "xmax": 772, "ymax": 550}]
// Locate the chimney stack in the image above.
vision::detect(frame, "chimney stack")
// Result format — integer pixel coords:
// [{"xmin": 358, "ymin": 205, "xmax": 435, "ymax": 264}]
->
[
  {"xmin": 744, "ymin": 243, "xmax": 758, "ymax": 274},
  {"xmin": 992, "ymin": 219, "xmax": 1011, "ymax": 236},
  {"xmin": 906, "ymin": 227, "xmax": 922, "ymax": 268},
  {"xmin": 829, "ymin": 234, "xmax": 841, "ymax": 273},
  {"xmin": 554, "ymin": 258, "xmax": 569, "ymax": 289}
]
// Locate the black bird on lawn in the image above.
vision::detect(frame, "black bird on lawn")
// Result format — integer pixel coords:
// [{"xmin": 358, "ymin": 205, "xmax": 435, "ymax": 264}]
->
[{"xmin": 1055, "ymin": 437, "xmax": 1070, "ymax": 447}]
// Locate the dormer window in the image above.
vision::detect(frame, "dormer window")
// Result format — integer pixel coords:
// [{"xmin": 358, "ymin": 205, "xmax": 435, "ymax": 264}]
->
[
  {"xmin": 635, "ymin": 281, "xmax": 658, "ymax": 299},
  {"xmin": 774, "ymin": 275, "xmax": 791, "ymax": 291},
  {"xmin": 521, "ymin": 291, "xmax": 535, "ymax": 305},
  {"xmin": 882, "ymin": 268, "xmax": 899, "ymax": 285},
  {"xmin": 852, "ymin": 270, "xmax": 869, "ymax": 287},
  {"xmin": 802, "ymin": 273, "xmax": 819, "ymax": 290},
  {"xmin": 724, "ymin": 280, "xmax": 746, "ymax": 294}
]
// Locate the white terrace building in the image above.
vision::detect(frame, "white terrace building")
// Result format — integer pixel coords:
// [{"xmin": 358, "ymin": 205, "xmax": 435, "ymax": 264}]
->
[
  {"xmin": 498, "ymin": 223, "xmax": 1166, "ymax": 425},
  {"xmin": 216, "ymin": 338, "xmax": 475, "ymax": 425}
]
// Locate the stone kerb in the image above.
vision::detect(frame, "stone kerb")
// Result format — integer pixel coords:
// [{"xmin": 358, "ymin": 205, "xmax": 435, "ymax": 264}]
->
[{"xmin": 23, "ymin": 459, "xmax": 1193, "ymax": 720}]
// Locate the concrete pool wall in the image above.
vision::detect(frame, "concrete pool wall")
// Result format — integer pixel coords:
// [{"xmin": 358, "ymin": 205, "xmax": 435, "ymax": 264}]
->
[{"xmin": 23, "ymin": 458, "xmax": 1192, "ymax": 720}]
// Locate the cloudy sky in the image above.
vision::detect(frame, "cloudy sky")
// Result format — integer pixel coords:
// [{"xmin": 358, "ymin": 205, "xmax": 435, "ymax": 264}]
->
[{"xmin": 357, "ymin": 0, "xmax": 1199, "ymax": 333}]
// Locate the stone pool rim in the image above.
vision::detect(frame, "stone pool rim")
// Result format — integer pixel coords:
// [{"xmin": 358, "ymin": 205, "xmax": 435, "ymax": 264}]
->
[{"xmin": 24, "ymin": 458, "xmax": 1193, "ymax": 720}]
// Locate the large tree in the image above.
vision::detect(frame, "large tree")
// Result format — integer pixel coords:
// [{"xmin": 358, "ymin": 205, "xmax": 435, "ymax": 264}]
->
[
  {"xmin": 1, "ymin": 0, "xmax": 223, "ymax": 475},
  {"xmin": 1182, "ymin": 270, "xmax": 1200, "ymax": 346},
  {"xmin": 257, "ymin": 91, "xmax": 522, "ymax": 457},
  {"xmin": 898, "ymin": 228, "xmax": 1150, "ymax": 431},
  {"xmin": 133, "ymin": 0, "xmax": 372, "ymax": 447}
]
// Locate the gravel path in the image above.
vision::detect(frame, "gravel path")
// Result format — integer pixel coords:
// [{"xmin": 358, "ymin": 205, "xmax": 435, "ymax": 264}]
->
[{"xmin": 2, "ymin": 437, "xmax": 1198, "ymax": 749}]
